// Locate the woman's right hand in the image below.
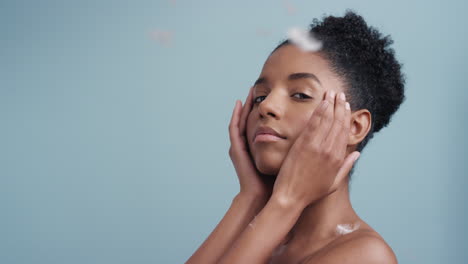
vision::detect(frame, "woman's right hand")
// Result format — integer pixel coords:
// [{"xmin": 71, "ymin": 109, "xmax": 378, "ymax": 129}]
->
[{"xmin": 228, "ymin": 86, "xmax": 275, "ymax": 201}]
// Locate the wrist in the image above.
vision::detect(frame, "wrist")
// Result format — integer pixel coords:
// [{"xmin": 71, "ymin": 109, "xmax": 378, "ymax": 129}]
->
[
  {"xmin": 261, "ymin": 194, "xmax": 305, "ymax": 227},
  {"xmin": 237, "ymin": 191, "xmax": 269, "ymax": 203},
  {"xmin": 270, "ymin": 193, "xmax": 307, "ymax": 212},
  {"xmin": 231, "ymin": 193, "xmax": 268, "ymax": 220}
]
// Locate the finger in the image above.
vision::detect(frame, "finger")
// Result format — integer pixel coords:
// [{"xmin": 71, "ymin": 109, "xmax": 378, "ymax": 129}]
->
[
  {"xmin": 239, "ymin": 86, "xmax": 254, "ymax": 136},
  {"xmin": 312, "ymin": 90, "xmax": 336, "ymax": 146},
  {"xmin": 228, "ymin": 100, "xmax": 242, "ymax": 145},
  {"xmin": 300, "ymin": 93, "xmax": 330, "ymax": 143},
  {"xmin": 329, "ymin": 151, "xmax": 360, "ymax": 191},
  {"xmin": 336, "ymin": 100, "xmax": 352, "ymax": 158},
  {"xmin": 322, "ymin": 92, "xmax": 350, "ymax": 155}
]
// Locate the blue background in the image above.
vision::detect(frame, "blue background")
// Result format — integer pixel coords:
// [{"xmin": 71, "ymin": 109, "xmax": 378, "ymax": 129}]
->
[{"xmin": 1, "ymin": 0, "xmax": 467, "ymax": 263}]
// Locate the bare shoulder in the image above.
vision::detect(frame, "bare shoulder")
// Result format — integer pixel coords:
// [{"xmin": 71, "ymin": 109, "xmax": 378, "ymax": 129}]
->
[{"xmin": 303, "ymin": 229, "xmax": 398, "ymax": 264}]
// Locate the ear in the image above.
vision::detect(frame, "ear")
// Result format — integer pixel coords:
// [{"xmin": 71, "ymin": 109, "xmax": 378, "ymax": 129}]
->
[{"xmin": 348, "ymin": 109, "xmax": 372, "ymax": 146}]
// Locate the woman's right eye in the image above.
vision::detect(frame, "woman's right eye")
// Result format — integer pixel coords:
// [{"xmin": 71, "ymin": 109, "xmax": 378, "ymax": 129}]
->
[{"xmin": 253, "ymin": 96, "xmax": 266, "ymax": 104}]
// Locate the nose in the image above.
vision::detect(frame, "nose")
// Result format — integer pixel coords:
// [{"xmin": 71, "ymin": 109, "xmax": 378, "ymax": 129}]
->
[{"xmin": 258, "ymin": 91, "xmax": 283, "ymax": 120}]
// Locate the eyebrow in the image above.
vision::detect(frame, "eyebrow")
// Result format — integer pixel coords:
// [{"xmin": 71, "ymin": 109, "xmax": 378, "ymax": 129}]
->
[{"xmin": 254, "ymin": 72, "xmax": 322, "ymax": 87}]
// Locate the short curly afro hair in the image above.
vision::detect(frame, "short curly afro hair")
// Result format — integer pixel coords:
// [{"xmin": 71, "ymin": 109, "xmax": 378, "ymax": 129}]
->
[{"xmin": 272, "ymin": 10, "xmax": 406, "ymax": 156}]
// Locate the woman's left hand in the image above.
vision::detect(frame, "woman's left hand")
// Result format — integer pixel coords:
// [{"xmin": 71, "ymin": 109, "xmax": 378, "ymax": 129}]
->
[{"xmin": 271, "ymin": 90, "xmax": 361, "ymax": 209}]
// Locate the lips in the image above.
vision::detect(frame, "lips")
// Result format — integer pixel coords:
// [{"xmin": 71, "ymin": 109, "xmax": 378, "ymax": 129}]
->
[{"xmin": 254, "ymin": 126, "xmax": 286, "ymax": 142}]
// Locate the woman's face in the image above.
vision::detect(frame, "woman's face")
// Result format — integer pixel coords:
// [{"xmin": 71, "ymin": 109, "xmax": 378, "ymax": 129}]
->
[{"xmin": 246, "ymin": 44, "xmax": 346, "ymax": 176}]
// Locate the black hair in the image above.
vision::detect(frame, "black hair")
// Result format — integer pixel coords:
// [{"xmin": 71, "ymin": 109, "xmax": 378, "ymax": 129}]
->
[{"xmin": 272, "ymin": 10, "xmax": 406, "ymax": 182}]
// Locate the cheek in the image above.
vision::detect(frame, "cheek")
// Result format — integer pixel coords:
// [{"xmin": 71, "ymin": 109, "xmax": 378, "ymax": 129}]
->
[
  {"xmin": 288, "ymin": 109, "xmax": 317, "ymax": 141},
  {"xmin": 246, "ymin": 113, "xmax": 255, "ymax": 143},
  {"xmin": 299, "ymin": 113, "xmax": 313, "ymax": 129},
  {"xmin": 300, "ymin": 106, "xmax": 316, "ymax": 123}
]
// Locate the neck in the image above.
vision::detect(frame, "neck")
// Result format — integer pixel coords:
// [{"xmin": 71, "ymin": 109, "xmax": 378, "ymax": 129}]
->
[{"xmin": 285, "ymin": 182, "xmax": 361, "ymax": 245}]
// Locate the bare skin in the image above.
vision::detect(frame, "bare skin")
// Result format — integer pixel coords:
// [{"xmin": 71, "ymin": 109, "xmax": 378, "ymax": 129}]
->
[
  {"xmin": 244, "ymin": 44, "xmax": 398, "ymax": 263},
  {"xmin": 186, "ymin": 44, "xmax": 397, "ymax": 264}
]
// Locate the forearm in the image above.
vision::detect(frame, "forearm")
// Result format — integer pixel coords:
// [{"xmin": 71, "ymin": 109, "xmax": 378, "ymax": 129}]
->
[
  {"xmin": 186, "ymin": 193, "xmax": 268, "ymax": 264},
  {"xmin": 217, "ymin": 195, "xmax": 305, "ymax": 264}
]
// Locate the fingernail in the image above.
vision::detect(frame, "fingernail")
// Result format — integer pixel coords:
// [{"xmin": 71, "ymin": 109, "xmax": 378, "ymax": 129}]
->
[
  {"xmin": 345, "ymin": 102, "xmax": 350, "ymax": 110},
  {"xmin": 340, "ymin": 92, "xmax": 346, "ymax": 101},
  {"xmin": 354, "ymin": 152, "xmax": 361, "ymax": 162},
  {"xmin": 329, "ymin": 90, "xmax": 336, "ymax": 100}
]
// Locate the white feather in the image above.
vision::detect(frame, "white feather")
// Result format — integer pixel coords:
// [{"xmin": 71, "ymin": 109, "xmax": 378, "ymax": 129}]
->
[
  {"xmin": 335, "ymin": 222, "xmax": 361, "ymax": 235},
  {"xmin": 287, "ymin": 27, "xmax": 322, "ymax": 52}
]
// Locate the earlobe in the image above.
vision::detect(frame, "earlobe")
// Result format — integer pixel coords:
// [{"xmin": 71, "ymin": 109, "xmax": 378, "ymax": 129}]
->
[{"xmin": 348, "ymin": 109, "xmax": 372, "ymax": 146}]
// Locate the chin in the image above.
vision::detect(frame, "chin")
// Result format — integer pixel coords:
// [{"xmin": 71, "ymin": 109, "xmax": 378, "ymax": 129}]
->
[{"xmin": 253, "ymin": 152, "xmax": 284, "ymax": 176}]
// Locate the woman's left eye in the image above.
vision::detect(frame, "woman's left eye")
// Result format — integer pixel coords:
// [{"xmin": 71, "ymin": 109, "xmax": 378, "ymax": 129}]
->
[{"xmin": 292, "ymin": 93, "xmax": 312, "ymax": 99}]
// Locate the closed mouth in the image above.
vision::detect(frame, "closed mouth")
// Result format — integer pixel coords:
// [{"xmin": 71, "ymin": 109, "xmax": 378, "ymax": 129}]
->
[{"xmin": 254, "ymin": 126, "xmax": 286, "ymax": 142}]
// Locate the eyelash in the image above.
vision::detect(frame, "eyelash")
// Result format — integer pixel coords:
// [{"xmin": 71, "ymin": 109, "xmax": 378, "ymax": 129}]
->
[{"xmin": 253, "ymin": 93, "xmax": 312, "ymax": 103}]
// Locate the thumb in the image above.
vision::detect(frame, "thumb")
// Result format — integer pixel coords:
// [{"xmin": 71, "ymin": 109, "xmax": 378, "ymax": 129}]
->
[{"xmin": 329, "ymin": 151, "xmax": 361, "ymax": 191}]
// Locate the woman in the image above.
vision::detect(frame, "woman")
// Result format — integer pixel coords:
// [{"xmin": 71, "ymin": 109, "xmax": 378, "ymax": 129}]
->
[{"xmin": 187, "ymin": 10, "xmax": 405, "ymax": 264}]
